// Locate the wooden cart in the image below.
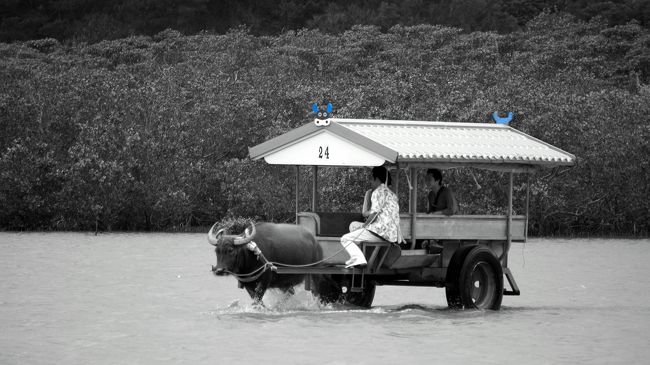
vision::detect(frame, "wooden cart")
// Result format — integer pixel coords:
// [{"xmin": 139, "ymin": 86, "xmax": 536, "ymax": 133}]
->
[{"xmin": 248, "ymin": 118, "xmax": 575, "ymax": 309}]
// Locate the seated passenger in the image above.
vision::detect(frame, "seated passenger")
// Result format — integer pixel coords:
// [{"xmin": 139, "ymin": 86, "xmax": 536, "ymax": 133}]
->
[
  {"xmin": 425, "ymin": 168, "xmax": 458, "ymax": 216},
  {"xmin": 348, "ymin": 169, "xmax": 392, "ymax": 232},
  {"xmin": 340, "ymin": 166, "xmax": 401, "ymax": 268}
]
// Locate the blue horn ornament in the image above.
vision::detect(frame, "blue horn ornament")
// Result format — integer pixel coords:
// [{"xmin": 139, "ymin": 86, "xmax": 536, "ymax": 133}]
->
[{"xmin": 492, "ymin": 111, "xmax": 513, "ymax": 124}]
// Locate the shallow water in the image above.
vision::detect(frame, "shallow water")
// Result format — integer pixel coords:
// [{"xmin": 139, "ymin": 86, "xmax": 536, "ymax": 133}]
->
[{"xmin": 1, "ymin": 233, "xmax": 649, "ymax": 365}]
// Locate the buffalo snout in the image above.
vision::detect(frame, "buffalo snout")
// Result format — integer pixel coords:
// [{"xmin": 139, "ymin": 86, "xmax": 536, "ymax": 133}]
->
[{"xmin": 212, "ymin": 265, "xmax": 226, "ymax": 276}]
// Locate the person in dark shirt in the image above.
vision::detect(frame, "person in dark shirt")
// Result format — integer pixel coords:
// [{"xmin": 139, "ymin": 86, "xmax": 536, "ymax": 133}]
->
[{"xmin": 425, "ymin": 168, "xmax": 457, "ymax": 216}]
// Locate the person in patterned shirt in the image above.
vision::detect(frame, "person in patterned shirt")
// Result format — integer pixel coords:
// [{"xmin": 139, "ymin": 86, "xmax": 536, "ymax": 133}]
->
[{"xmin": 340, "ymin": 166, "xmax": 402, "ymax": 268}]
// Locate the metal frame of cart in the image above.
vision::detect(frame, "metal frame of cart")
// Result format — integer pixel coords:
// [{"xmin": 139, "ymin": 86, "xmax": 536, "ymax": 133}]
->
[{"xmin": 248, "ymin": 118, "xmax": 575, "ymax": 309}]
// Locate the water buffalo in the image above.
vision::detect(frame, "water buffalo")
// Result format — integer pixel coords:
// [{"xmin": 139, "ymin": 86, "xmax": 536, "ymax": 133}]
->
[{"xmin": 208, "ymin": 222, "xmax": 323, "ymax": 305}]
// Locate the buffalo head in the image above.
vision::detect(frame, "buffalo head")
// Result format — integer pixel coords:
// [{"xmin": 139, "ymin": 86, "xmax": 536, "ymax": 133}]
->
[{"xmin": 208, "ymin": 222, "xmax": 256, "ymax": 276}]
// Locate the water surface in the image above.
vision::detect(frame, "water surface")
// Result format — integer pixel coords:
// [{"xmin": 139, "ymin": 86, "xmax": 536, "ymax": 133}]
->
[{"xmin": 1, "ymin": 233, "xmax": 649, "ymax": 364}]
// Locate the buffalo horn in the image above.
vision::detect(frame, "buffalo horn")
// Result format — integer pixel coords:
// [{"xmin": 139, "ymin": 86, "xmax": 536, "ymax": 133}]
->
[
  {"xmin": 207, "ymin": 223, "xmax": 225, "ymax": 246},
  {"xmin": 233, "ymin": 223, "xmax": 256, "ymax": 246}
]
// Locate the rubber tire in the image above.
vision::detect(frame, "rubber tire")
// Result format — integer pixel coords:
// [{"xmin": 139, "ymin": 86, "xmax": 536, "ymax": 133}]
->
[
  {"xmin": 344, "ymin": 280, "xmax": 376, "ymax": 308},
  {"xmin": 315, "ymin": 275, "xmax": 376, "ymax": 308},
  {"xmin": 314, "ymin": 275, "xmax": 344, "ymax": 304},
  {"xmin": 445, "ymin": 245, "xmax": 477, "ymax": 309},
  {"xmin": 446, "ymin": 246, "xmax": 503, "ymax": 310}
]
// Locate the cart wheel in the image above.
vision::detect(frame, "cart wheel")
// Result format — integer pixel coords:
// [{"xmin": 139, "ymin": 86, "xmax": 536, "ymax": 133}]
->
[
  {"xmin": 446, "ymin": 246, "xmax": 503, "ymax": 310},
  {"xmin": 314, "ymin": 275, "xmax": 343, "ymax": 304},
  {"xmin": 315, "ymin": 275, "xmax": 376, "ymax": 308},
  {"xmin": 344, "ymin": 280, "xmax": 376, "ymax": 308},
  {"xmin": 445, "ymin": 245, "xmax": 476, "ymax": 309}
]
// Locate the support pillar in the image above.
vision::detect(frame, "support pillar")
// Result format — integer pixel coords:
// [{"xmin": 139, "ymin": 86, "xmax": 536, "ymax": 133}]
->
[
  {"xmin": 295, "ymin": 165, "xmax": 300, "ymax": 223},
  {"xmin": 410, "ymin": 168, "xmax": 418, "ymax": 250},
  {"xmin": 311, "ymin": 166, "xmax": 319, "ymax": 212}
]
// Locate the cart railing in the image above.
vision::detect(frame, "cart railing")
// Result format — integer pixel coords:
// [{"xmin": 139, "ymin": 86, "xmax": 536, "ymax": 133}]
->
[
  {"xmin": 399, "ymin": 214, "xmax": 526, "ymax": 242},
  {"xmin": 297, "ymin": 212, "xmax": 526, "ymax": 242}
]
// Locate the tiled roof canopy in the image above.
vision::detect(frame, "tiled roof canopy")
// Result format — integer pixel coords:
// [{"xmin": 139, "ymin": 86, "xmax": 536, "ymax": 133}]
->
[{"xmin": 249, "ymin": 118, "xmax": 575, "ymax": 171}]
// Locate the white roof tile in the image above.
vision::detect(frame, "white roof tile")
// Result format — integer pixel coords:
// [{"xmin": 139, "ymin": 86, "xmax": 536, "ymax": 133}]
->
[
  {"xmin": 334, "ymin": 119, "xmax": 574, "ymax": 165},
  {"xmin": 249, "ymin": 118, "xmax": 575, "ymax": 169}
]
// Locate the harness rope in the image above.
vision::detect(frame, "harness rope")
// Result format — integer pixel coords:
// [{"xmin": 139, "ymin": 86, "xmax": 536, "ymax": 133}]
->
[{"xmin": 220, "ymin": 264, "xmax": 272, "ymax": 283}]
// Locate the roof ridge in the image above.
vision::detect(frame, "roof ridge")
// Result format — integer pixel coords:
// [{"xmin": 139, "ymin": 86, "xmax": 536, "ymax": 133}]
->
[{"xmin": 331, "ymin": 118, "xmax": 506, "ymax": 128}]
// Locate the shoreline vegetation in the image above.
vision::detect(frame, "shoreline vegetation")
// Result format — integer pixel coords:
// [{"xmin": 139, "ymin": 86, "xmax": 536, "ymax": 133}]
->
[
  {"xmin": 3, "ymin": 1, "xmax": 649, "ymax": 44},
  {"xmin": 1, "ymin": 11, "xmax": 649, "ymax": 236}
]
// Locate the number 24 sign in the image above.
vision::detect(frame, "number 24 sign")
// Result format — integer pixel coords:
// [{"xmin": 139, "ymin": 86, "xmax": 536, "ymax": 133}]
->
[{"xmin": 318, "ymin": 146, "xmax": 329, "ymax": 159}]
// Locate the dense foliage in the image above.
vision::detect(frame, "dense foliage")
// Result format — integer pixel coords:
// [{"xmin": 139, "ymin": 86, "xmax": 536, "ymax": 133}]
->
[
  {"xmin": 1, "ymin": 12, "xmax": 649, "ymax": 235},
  {"xmin": 2, "ymin": 0, "xmax": 650, "ymax": 43}
]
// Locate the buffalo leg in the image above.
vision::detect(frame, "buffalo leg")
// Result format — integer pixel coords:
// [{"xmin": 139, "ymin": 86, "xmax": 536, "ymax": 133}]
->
[
  {"xmin": 242, "ymin": 282, "xmax": 266, "ymax": 307},
  {"xmin": 245, "ymin": 284, "xmax": 265, "ymax": 306},
  {"xmin": 243, "ymin": 284, "xmax": 257, "ymax": 301},
  {"xmin": 242, "ymin": 273, "xmax": 272, "ymax": 306},
  {"xmin": 254, "ymin": 273, "xmax": 273, "ymax": 303}
]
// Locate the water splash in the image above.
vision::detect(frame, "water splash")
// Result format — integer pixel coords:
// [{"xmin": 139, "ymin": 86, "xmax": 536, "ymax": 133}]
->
[
  {"xmin": 263, "ymin": 287, "xmax": 325, "ymax": 311},
  {"xmin": 210, "ymin": 287, "xmax": 463, "ymax": 319}
]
